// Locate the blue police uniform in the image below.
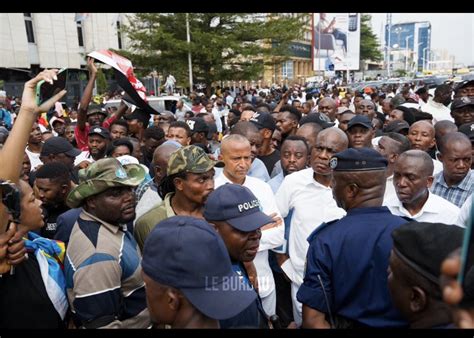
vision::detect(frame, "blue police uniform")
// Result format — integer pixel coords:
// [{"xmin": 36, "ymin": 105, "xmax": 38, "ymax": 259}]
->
[
  {"xmin": 219, "ymin": 262, "xmax": 269, "ymax": 329},
  {"xmin": 297, "ymin": 207, "xmax": 408, "ymax": 327}
]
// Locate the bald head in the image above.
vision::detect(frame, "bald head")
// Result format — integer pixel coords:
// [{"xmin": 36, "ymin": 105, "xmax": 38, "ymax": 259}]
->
[
  {"xmin": 153, "ymin": 141, "xmax": 181, "ymax": 183},
  {"xmin": 296, "ymin": 122, "xmax": 322, "ymax": 150},
  {"xmin": 317, "ymin": 126, "xmax": 349, "ymax": 149},
  {"xmin": 407, "ymin": 120, "xmax": 436, "ymax": 152},
  {"xmin": 434, "ymin": 120, "xmax": 458, "ymax": 146},
  {"xmin": 231, "ymin": 121, "xmax": 259, "ymax": 139},
  {"xmin": 318, "ymin": 97, "xmax": 337, "ymax": 121},
  {"xmin": 221, "ymin": 134, "xmax": 250, "ymax": 155},
  {"xmin": 397, "ymin": 149, "xmax": 434, "ymax": 177},
  {"xmin": 438, "ymin": 132, "xmax": 471, "ymax": 154}
]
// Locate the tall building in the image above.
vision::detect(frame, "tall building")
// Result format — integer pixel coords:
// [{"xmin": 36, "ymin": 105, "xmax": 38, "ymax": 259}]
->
[
  {"xmin": 385, "ymin": 21, "xmax": 431, "ymax": 72},
  {"xmin": 0, "ymin": 13, "xmax": 129, "ymax": 104}
]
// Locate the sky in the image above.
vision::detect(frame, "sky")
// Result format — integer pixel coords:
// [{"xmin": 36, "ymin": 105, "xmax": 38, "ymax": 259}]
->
[{"xmin": 369, "ymin": 13, "xmax": 474, "ymax": 66}]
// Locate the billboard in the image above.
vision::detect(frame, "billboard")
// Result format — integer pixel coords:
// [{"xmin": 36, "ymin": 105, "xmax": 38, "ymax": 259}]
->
[{"xmin": 312, "ymin": 13, "xmax": 360, "ymax": 72}]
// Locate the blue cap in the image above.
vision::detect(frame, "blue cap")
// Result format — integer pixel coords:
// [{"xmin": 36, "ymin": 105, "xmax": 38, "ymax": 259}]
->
[
  {"xmin": 329, "ymin": 148, "xmax": 388, "ymax": 172},
  {"xmin": 347, "ymin": 115, "xmax": 372, "ymax": 130},
  {"xmin": 204, "ymin": 184, "xmax": 273, "ymax": 232},
  {"xmin": 142, "ymin": 216, "xmax": 257, "ymax": 320}
]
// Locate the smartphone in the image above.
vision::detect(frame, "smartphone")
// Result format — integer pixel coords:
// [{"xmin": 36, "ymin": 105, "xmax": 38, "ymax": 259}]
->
[
  {"xmin": 348, "ymin": 13, "xmax": 358, "ymax": 32},
  {"xmin": 36, "ymin": 68, "xmax": 68, "ymax": 105},
  {"xmin": 458, "ymin": 194, "xmax": 474, "ymax": 300}
]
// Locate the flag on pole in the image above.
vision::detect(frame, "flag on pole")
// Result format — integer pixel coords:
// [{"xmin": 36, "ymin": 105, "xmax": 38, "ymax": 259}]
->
[{"xmin": 74, "ymin": 13, "xmax": 90, "ymax": 22}]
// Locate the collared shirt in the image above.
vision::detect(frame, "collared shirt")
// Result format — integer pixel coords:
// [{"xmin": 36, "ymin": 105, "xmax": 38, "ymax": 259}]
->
[
  {"xmin": 268, "ymin": 171, "xmax": 285, "ymax": 194},
  {"xmin": 297, "ymin": 207, "xmax": 408, "ymax": 328},
  {"xmin": 135, "ymin": 182, "xmax": 162, "ymax": 221},
  {"xmin": 431, "ymin": 170, "xmax": 474, "ymax": 207},
  {"xmin": 248, "ymin": 158, "xmax": 271, "ymax": 182},
  {"xmin": 215, "ymin": 173, "xmax": 284, "ymax": 300},
  {"xmin": 133, "ymin": 192, "xmax": 175, "ymax": 252},
  {"xmin": 457, "ymin": 193, "xmax": 474, "ymax": 227},
  {"xmin": 275, "ymin": 168, "xmax": 346, "ymax": 286},
  {"xmin": 384, "ymin": 191, "xmax": 461, "ymax": 226},
  {"xmin": 65, "ymin": 210, "xmax": 150, "ymax": 328},
  {"xmin": 421, "ymin": 98, "xmax": 453, "ymax": 124},
  {"xmin": 383, "ymin": 175, "xmax": 397, "ymax": 204}
]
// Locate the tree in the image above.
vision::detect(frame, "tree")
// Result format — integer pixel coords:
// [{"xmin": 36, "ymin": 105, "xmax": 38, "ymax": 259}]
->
[
  {"xmin": 121, "ymin": 13, "xmax": 305, "ymax": 93},
  {"xmin": 96, "ymin": 68, "xmax": 108, "ymax": 95},
  {"xmin": 360, "ymin": 14, "xmax": 383, "ymax": 63}
]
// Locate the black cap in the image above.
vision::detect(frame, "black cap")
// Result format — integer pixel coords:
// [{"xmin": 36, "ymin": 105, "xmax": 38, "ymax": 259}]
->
[
  {"xmin": 347, "ymin": 115, "xmax": 372, "ymax": 130},
  {"xmin": 458, "ymin": 123, "xmax": 474, "ymax": 141},
  {"xmin": 249, "ymin": 112, "xmax": 276, "ymax": 131},
  {"xmin": 124, "ymin": 109, "xmax": 151, "ymax": 126},
  {"xmin": 329, "ymin": 147, "xmax": 388, "ymax": 172},
  {"xmin": 299, "ymin": 113, "xmax": 335, "ymax": 129},
  {"xmin": 455, "ymin": 80, "xmax": 474, "ymax": 92},
  {"xmin": 451, "ymin": 96, "xmax": 474, "ymax": 111},
  {"xmin": 40, "ymin": 137, "xmax": 82, "ymax": 157},
  {"xmin": 87, "ymin": 104, "xmax": 107, "ymax": 116},
  {"xmin": 88, "ymin": 126, "xmax": 111, "ymax": 140},
  {"xmin": 186, "ymin": 118, "xmax": 209, "ymax": 134},
  {"xmin": 384, "ymin": 120, "xmax": 410, "ymax": 133},
  {"xmin": 391, "ymin": 222, "xmax": 464, "ymax": 286}
]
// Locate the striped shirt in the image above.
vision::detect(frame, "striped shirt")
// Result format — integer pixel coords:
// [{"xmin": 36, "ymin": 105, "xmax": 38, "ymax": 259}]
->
[
  {"xmin": 65, "ymin": 210, "xmax": 150, "ymax": 328},
  {"xmin": 431, "ymin": 170, "xmax": 474, "ymax": 208}
]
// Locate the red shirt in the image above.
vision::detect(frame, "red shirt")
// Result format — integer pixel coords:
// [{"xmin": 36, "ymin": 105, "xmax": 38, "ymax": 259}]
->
[{"xmin": 75, "ymin": 115, "xmax": 117, "ymax": 151}]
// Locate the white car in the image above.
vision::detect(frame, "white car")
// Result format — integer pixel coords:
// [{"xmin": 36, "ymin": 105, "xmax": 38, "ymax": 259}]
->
[{"xmin": 104, "ymin": 95, "xmax": 192, "ymax": 114}]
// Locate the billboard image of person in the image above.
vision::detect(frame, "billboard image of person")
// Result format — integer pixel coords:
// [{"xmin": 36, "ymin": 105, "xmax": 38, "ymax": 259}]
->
[{"xmin": 312, "ymin": 13, "xmax": 360, "ymax": 72}]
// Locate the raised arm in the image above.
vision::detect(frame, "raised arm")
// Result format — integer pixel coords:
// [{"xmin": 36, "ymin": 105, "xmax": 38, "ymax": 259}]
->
[{"xmin": 77, "ymin": 57, "xmax": 98, "ymax": 131}]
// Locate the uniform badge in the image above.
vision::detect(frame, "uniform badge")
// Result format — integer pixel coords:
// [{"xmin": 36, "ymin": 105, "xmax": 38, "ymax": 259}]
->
[
  {"xmin": 93, "ymin": 127, "xmax": 102, "ymax": 133},
  {"xmin": 329, "ymin": 157, "xmax": 338, "ymax": 169},
  {"xmin": 116, "ymin": 167, "xmax": 127, "ymax": 179}
]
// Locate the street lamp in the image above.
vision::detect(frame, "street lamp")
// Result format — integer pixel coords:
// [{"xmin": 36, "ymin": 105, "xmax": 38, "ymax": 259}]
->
[{"xmin": 405, "ymin": 35, "xmax": 413, "ymax": 73}]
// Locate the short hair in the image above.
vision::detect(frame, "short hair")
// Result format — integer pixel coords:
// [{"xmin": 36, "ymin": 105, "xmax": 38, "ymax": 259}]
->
[
  {"xmin": 434, "ymin": 120, "xmax": 458, "ymax": 145},
  {"xmin": 395, "ymin": 106, "xmax": 416, "ymax": 126},
  {"xmin": 230, "ymin": 121, "xmax": 259, "ymax": 138},
  {"xmin": 280, "ymin": 105, "xmax": 302, "ymax": 122},
  {"xmin": 35, "ymin": 162, "xmax": 70, "ymax": 185},
  {"xmin": 385, "ymin": 132, "xmax": 411, "ymax": 154},
  {"xmin": 184, "ymin": 111, "xmax": 195, "ymax": 118},
  {"xmin": 241, "ymin": 104, "xmax": 256, "ymax": 113},
  {"xmin": 221, "ymin": 134, "xmax": 250, "ymax": 154},
  {"xmin": 229, "ymin": 108, "xmax": 242, "ymax": 117},
  {"xmin": 110, "ymin": 119, "xmax": 129, "ymax": 131},
  {"xmin": 438, "ymin": 132, "xmax": 471, "ymax": 154},
  {"xmin": 106, "ymin": 138, "xmax": 134, "ymax": 157},
  {"xmin": 281, "ymin": 135, "xmax": 309, "ymax": 154},
  {"xmin": 144, "ymin": 126, "xmax": 165, "ymax": 141},
  {"xmin": 398, "ymin": 150, "xmax": 434, "ymax": 176},
  {"xmin": 435, "ymin": 84, "xmax": 452, "ymax": 97},
  {"xmin": 169, "ymin": 121, "xmax": 191, "ymax": 137},
  {"xmin": 256, "ymin": 103, "xmax": 271, "ymax": 113}
]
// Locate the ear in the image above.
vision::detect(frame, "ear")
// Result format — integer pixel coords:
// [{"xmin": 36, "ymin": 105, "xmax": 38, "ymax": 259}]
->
[
  {"xmin": 429, "ymin": 137, "xmax": 436, "ymax": 149},
  {"xmin": 262, "ymin": 129, "xmax": 272, "ymax": 139},
  {"xmin": 60, "ymin": 183, "xmax": 69, "ymax": 196},
  {"xmin": 186, "ymin": 137, "xmax": 191, "ymax": 146},
  {"xmin": 437, "ymin": 152, "xmax": 443, "ymax": 163},
  {"xmin": 409, "ymin": 286, "xmax": 427, "ymax": 313},
  {"xmin": 209, "ymin": 221, "xmax": 219, "ymax": 232},
  {"xmin": 167, "ymin": 288, "xmax": 181, "ymax": 312},
  {"xmin": 346, "ymin": 183, "xmax": 359, "ymax": 199},
  {"xmin": 426, "ymin": 175, "xmax": 434, "ymax": 188},
  {"xmin": 389, "ymin": 153, "xmax": 399, "ymax": 166},
  {"xmin": 173, "ymin": 176, "xmax": 184, "ymax": 192}
]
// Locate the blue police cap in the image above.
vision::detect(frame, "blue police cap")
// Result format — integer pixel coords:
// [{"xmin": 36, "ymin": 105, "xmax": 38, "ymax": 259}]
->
[
  {"xmin": 347, "ymin": 115, "xmax": 373, "ymax": 130},
  {"xmin": 329, "ymin": 147, "xmax": 388, "ymax": 172},
  {"xmin": 142, "ymin": 215, "xmax": 256, "ymax": 320},
  {"xmin": 204, "ymin": 184, "xmax": 273, "ymax": 232}
]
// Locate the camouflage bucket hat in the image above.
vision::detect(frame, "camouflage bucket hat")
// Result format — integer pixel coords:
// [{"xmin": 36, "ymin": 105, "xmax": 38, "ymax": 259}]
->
[
  {"xmin": 66, "ymin": 158, "xmax": 146, "ymax": 208},
  {"xmin": 167, "ymin": 145, "xmax": 224, "ymax": 176}
]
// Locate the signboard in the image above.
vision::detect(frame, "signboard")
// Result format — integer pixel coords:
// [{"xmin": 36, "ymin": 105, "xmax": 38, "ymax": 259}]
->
[{"xmin": 312, "ymin": 13, "xmax": 361, "ymax": 72}]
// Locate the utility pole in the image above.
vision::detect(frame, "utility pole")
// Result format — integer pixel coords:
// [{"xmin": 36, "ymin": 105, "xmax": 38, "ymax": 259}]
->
[
  {"xmin": 386, "ymin": 13, "xmax": 392, "ymax": 78},
  {"xmin": 186, "ymin": 13, "xmax": 193, "ymax": 92}
]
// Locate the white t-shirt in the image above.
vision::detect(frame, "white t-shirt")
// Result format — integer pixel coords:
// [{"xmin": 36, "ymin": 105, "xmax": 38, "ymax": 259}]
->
[
  {"xmin": 25, "ymin": 146, "xmax": 43, "ymax": 171},
  {"xmin": 421, "ymin": 98, "xmax": 453, "ymax": 124},
  {"xmin": 215, "ymin": 172, "xmax": 284, "ymax": 300}
]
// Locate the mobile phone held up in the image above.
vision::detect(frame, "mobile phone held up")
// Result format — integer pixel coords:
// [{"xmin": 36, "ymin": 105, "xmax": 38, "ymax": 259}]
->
[
  {"xmin": 458, "ymin": 194, "xmax": 474, "ymax": 306},
  {"xmin": 36, "ymin": 68, "xmax": 68, "ymax": 105}
]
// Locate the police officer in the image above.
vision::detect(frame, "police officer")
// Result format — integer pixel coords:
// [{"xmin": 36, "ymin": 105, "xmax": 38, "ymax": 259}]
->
[
  {"xmin": 297, "ymin": 148, "xmax": 408, "ymax": 328},
  {"xmin": 204, "ymin": 184, "xmax": 273, "ymax": 328}
]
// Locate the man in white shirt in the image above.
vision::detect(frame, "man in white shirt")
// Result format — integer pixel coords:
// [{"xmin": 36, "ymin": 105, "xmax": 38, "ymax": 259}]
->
[
  {"xmin": 275, "ymin": 128, "xmax": 348, "ymax": 325},
  {"xmin": 407, "ymin": 120, "xmax": 443, "ymax": 175},
  {"xmin": 374, "ymin": 133, "xmax": 411, "ymax": 203},
  {"xmin": 384, "ymin": 150, "xmax": 461, "ymax": 226},
  {"xmin": 421, "ymin": 84, "xmax": 453, "ymax": 124},
  {"xmin": 215, "ymin": 134, "xmax": 284, "ymax": 317}
]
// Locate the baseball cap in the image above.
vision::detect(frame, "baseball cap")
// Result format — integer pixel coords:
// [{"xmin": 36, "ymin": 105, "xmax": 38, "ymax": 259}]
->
[
  {"xmin": 455, "ymin": 80, "xmax": 474, "ymax": 92},
  {"xmin": 124, "ymin": 109, "xmax": 151, "ymax": 126},
  {"xmin": 383, "ymin": 120, "xmax": 410, "ymax": 134},
  {"xmin": 347, "ymin": 115, "xmax": 373, "ymax": 130},
  {"xmin": 330, "ymin": 148, "xmax": 388, "ymax": 172},
  {"xmin": 186, "ymin": 117, "xmax": 209, "ymax": 134},
  {"xmin": 88, "ymin": 126, "xmax": 111, "ymax": 140},
  {"xmin": 66, "ymin": 157, "xmax": 145, "ymax": 208},
  {"xmin": 50, "ymin": 116, "xmax": 66, "ymax": 126},
  {"xmin": 167, "ymin": 145, "xmax": 223, "ymax": 176},
  {"xmin": 451, "ymin": 96, "xmax": 474, "ymax": 111},
  {"xmin": 299, "ymin": 113, "xmax": 335, "ymax": 129},
  {"xmin": 458, "ymin": 123, "xmax": 474, "ymax": 141},
  {"xmin": 40, "ymin": 137, "xmax": 81, "ymax": 157},
  {"xmin": 249, "ymin": 112, "xmax": 276, "ymax": 131},
  {"xmin": 141, "ymin": 216, "xmax": 257, "ymax": 320},
  {"xmin": 204, "ymin": 184, "xmax": 273, "ymax": 232}
]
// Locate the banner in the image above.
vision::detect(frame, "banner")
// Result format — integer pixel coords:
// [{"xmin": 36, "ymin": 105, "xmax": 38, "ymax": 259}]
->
[{"xmin": 312, "ymin": 13, "xmax": 360, "ymax": 72}]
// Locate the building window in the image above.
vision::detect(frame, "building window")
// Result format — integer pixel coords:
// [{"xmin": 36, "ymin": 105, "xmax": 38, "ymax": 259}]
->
[
  {"xmin": 77, "ymin": 22, "xmax": 84, "ymax": 47},
  {"xmin": 117, "ymin": 21, "xmax": 122, "ymax": 49},
  {"xmin": 24, "ymin": 13, "xmax": 35, "ymax": 43},
  {"xmin": 282, "ymin": 60, "xmax": 294, "ymax": 80}
]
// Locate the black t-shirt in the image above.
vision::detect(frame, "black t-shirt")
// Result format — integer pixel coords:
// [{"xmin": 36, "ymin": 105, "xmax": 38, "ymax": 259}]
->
[
  {"xmin": 259, "ymin": 150, "xmax": 280, "ymax": 176},
  {"xmin": 41, "ymin": 203, "xmax": 71, "ymax": 239},
  {"xmin": 0, "ymin": 254, "xmax": 65, "ymax": 329}
]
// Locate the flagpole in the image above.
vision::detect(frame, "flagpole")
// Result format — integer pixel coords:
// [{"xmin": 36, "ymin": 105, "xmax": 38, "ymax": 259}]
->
[{"xmin": 186, "ymin": 13, "xmax": 193, "ymax": 92}]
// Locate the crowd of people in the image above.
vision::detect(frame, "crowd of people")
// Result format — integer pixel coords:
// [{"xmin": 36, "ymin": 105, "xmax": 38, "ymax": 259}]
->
[{"xmin": 1, "ymin": 56, "xmax": 474, "ymax": 329}]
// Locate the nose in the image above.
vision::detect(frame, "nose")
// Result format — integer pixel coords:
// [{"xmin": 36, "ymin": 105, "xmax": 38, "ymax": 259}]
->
[
  {"xmin": 289, "ymin": 154, "xmax": 297, "ymax": 163},
  {"xmin": 318, "ymin": 149, "xmax": 330, "ymax": 160}
]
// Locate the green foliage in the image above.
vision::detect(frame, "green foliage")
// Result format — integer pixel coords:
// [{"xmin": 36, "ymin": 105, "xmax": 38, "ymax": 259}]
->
[
  {"xmin": 96, "ymin": 68, "xmax": 108, "ymax": 94},
  {"xmin": 360, "ymin": 14, "xmax": 383, "ymax": 63},
  {"xmin": 122, "ymin": 13, "xmax": 306, "ymax": 89},
  {"xmin": 394, "ymin": 69, "xmax": 408, "ymax": 77}
]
